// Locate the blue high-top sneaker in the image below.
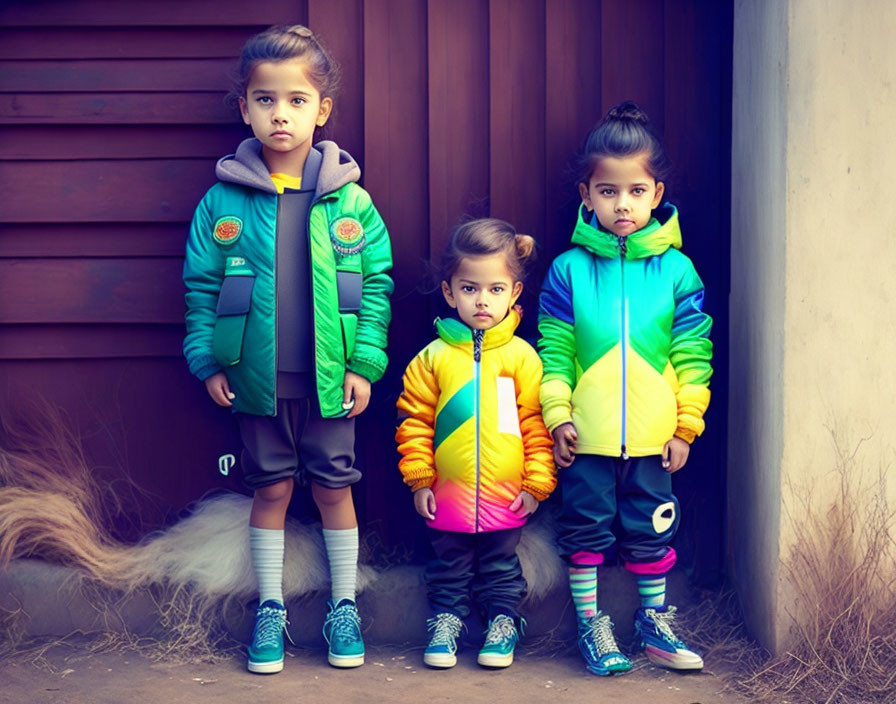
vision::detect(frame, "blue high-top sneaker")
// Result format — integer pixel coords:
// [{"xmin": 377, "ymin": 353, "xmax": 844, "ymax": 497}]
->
[
  {"xmin": 423, "ymin": 612, "xmax": 465, "ymax": 668},
  {"xmin": 577, "ymin": 611, "xmax": 632, "ymax": 676},
  {"xmin": 247, "ymin": 600, "xmax": 288, "ymax": 674},
  {"xmin": 634, "ymin": 605, "xmax": 704, "ymax": 670},
  {"xmin": 322, "ymin": 598, "xmax": 365, "ymax": 668},
  {"xmin": 477, "ymin": 614, "xmax": 522, "ymax": 668}
]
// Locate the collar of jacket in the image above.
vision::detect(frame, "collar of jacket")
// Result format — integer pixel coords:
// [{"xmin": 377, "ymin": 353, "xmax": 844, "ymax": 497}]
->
[
  {"xmin": 214, "ymin": 138, "xmax": 361, "ymax": 200},
  {"xmin": 570, "ymin": 202, "xmax": 682, "ymax": 259},
  {"xmin": 434, "ymin": 307, "xmax": 520, "ymax": 351}
]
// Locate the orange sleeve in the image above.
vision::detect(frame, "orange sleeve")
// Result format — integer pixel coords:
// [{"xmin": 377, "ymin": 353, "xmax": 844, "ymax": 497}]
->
[
  {"xmin": 395, "ymin": 348, "xmax": 440, "ymax": 491},
  {"xmin": 515, "ymin": 344, "xmax": 556, "ymax": 500}
]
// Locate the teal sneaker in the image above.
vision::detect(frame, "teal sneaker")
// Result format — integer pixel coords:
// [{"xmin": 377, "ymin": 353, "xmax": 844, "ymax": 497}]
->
[
  {"xmin": 634, "ymin": 605, "xmax": 704, "ymax": 670},
  {"xmin": 423, "ymin": 612, "xmax": 464, "ymax": 668},
  {"xmin": 577, "ymin": 611, "xmax": 632, "ymax": 676},
  {"xmin": 322, "ymin": 598, "xmax": 365, "ymax": 668},
  {"xmin": 477, "ymin": 614, "xmax": 521, "ymax": 668},
  {"xmin": 247, "ymin": 600, "xmax": 287, "ymax": 674}
]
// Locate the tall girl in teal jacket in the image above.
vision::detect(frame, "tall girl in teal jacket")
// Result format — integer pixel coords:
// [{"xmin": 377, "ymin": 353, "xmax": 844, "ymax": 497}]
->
[
  {"xmin": 183, "ymin": 25, "xmax": 392, "ymax": 675},
  {"xmin": 538, "ymin": 102, "xmax": 712, "ymax": 676}
]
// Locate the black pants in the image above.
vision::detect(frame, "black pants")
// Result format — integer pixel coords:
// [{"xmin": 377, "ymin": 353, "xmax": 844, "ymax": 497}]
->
[
  {"xmin": 425, "ymin": 527, "xmax": 526, "ymax": 620},
  {"xmin": 236, "ymin": 397, "xmax": 359, "ymax": 491},
  {"xmin": 557, "ymin": 454, "xmax": 679, "ymax": 568}
]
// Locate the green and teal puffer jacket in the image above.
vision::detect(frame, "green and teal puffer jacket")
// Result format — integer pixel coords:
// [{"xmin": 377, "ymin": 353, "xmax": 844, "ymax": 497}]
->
[
  {"xmin": 183, "ymin": 139, "xmax": 393, "ymax": 417},
  {"xmin": 537, "ymin": 203, "xmax": 712, "ymax": 457}
]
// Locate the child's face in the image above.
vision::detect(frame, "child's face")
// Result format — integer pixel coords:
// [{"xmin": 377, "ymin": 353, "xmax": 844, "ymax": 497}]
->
[
  {"xmin": 579, "ymin": 152, "xmax": 664, "ymax": 237},
  {"xmin": 239, "ymin": 58, "xmax": 332, "ymax": 165},
  {"xmin": 441, "ymin": 254, "xmax": 523, "ymax": 331}
]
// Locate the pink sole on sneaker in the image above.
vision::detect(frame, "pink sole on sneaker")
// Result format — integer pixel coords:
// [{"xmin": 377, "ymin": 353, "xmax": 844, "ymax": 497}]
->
[{"xmin": 645, "ymin": 644, "xmax": 704, "ymax": 670}]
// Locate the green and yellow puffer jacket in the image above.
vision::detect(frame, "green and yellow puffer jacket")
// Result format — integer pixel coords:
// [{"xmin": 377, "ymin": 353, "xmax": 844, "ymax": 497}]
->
[
  {"xmin": 183, "ymin": 139, "xmax": 393, "ymax": 417},
  {"xmin": 537, "ymin": 203, "xmax": 712, "ymax": 457}
]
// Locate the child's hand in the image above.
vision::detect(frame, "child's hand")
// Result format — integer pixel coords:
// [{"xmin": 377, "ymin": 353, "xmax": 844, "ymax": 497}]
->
[
  {"xmin": 413, "ymin": 488, "xmax": 437, "ymax": 520},
  {"xmin": 552, "ymin": 422, "xmax": 577, "ymax": 468},
  {"xmin": 509, "ymin": 490, "xmax": 538, "ymax": 518},
  {"xmin": 663, "ymin": 437, "xmax": 690, "ymax": 473},
  {"xmin": 204, "ymin": 372, "xmax": 235, "ymax": 407},
  {"xmin": 342, "ymin": 371, "xmax": 371, "ymax": 418}
]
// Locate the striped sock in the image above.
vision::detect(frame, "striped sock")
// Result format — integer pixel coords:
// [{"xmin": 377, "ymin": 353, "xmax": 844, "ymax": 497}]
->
[
  {"xmin": 569, "ymin": 566, "xmax": 598, "ymax": 619},
  {"xmin": 322, "ymin": 527, "xmax": 359, "ymax": 604},
  {"xmin": 249, "ymin": 526, "xmax": 285, "ymax": 605},
  {"xmin": 637, "ymin": 575, "xmax": 666, "ymax": 608}
]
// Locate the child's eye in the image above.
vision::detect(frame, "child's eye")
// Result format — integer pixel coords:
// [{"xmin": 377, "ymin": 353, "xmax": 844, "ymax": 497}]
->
[
  {"xmin": 292, "ymin": 97, "xmax": 306, "ymax": 106},
  {"xmin": 600, "ymin": 188, "xmax": 615, "ymax": 196},
  {"xmin": 632, "ymin": 187, "xmax": 646, "ymax": 195},
  {"xmin": 491, "ymin": 286, "xmax": 505, "ymax": 294},
  {"xmin": 257, "ymin": 96, "xmax": 273, "ymax": 105},
  {"xmin": 461, "ymin": 285, "xmax": 475, "ymax": 293}
]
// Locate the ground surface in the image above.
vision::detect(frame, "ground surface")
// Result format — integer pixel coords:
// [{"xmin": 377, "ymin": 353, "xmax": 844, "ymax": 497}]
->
[{"xmin": 0, "ymin": 639, "xmax": 752, "ymax": 704}]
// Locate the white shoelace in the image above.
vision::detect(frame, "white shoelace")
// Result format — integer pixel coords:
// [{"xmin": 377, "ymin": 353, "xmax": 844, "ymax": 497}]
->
[
  {"xmin": 325, "ymin": 603, "xmax": 361, "ymax": 643},
  {"xmin": 483, "ymin": 615, "xmax": 517, "ymax": 644},
  {"xmin": 253, "ymin": 605, "xmax": 286, "ymax": 648},
  {"xmin": 586, "ymin": 614, "xmax": 622, "ymax": 655},
  {"xmin": 645, "ymin": 606, "xmax": 682, "ymax": 645},
  {"xmin": 427, "ymin": 613, "xmax": 463, "ymax": 649}
]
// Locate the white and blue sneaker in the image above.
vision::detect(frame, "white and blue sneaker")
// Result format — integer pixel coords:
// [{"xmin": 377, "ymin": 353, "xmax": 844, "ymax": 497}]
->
[
  {"xmin": 322, "ymin": 598, "xmax": 365, "ymax": 668},
  {"xmin": 577, "ymin": 611, "xmax": 632, "ymax": 676},
  {"xmin": 477, "ymin": 614, "xmax": 522, "ymax": 668},
  {"xmin": 247, "ymin": 600, "xmax": 287, "ymax": 674},
  {"xmin": 634, "ymin": 605, "xmax": 704, "ymax": 670},
  {"xmin": 423, "ymin": 612, "xmax": 465, "ymax": 668}
]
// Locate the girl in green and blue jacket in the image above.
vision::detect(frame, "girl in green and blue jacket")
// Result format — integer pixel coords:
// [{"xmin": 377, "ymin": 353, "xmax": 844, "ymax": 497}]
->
[
  {"xmin": 183, "ymin": 25, "xmax": 392, "ymax": 675},
  {"xmin": 538, "ymin": 102, "xmax": 712, "ymax": 676}
]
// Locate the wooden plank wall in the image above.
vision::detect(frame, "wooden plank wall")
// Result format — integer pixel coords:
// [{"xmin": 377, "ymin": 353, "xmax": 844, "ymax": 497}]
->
[{"xmin": 0, "ymin": 0, "xmax": 731, "ymax": 581}]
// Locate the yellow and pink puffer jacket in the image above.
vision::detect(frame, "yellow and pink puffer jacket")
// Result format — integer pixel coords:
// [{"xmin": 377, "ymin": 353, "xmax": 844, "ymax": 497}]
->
[{"xmin": 396, "ymin": 309, "xmax": 556, "ymax": 533}]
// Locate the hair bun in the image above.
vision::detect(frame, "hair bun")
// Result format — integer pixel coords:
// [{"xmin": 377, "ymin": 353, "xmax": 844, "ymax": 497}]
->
[
  {"xmin": 514, "ymin": 233, "xmax": 536, "ymax": 261},
  {"xmin": 287, "ymin": 25, "xmax": 314, "ymax": 38},
  {"xmin": 606, "ymin": 100, "xmax": 649, "ymax": 125}
]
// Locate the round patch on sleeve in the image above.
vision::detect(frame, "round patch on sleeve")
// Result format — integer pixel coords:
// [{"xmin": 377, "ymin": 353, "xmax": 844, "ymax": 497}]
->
[
  {"xmin": 329, "ymin": 217, "xmax": 366, "ymax": 255},
  {"xmin": 213, "ymin": 216, "xmax": 243, "ymax": 245}
]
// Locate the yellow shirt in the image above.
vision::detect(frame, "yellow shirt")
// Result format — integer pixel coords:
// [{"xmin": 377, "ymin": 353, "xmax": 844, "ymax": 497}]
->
[{"xmin": 269, "ymin": 172, "xmax": 302, "ymax": 194}]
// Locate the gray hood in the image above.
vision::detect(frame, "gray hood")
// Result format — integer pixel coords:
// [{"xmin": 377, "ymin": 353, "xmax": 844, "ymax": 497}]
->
[{"xmin": 215, "ymin": 138, "xmax": 361, "ymax": 198}]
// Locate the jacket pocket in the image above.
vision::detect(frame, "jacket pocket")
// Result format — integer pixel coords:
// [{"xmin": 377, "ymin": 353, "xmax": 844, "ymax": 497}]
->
[
  {"xmin": 212, "ymin": 267, "xmax": 255, "ymax": 367},
  {"xmin": 336, "ymin": 269, "xmax": 362, "ymax": 312}
]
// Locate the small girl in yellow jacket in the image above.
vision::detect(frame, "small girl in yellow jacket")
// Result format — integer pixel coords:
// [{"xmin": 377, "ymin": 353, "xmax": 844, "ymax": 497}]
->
[{"xmin": 396, "ymin": 218, "xmax": 556, "ymax": 670}]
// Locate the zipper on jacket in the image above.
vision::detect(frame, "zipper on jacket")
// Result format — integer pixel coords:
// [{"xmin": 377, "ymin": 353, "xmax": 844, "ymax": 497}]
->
[
  {"xmin": 617, "ymin": 235, "xmax": 629, "ymax": 460},
  {"xmin": 473, "ymin": 329, "xmax": 483, "ymax": 532},
  {"xmin": 272, "ymin": 194, "xmax": 281, "ymax": 407},
  {"xmin": 306, "ymin": 196, "xmax": 320, "ymax": 410}
]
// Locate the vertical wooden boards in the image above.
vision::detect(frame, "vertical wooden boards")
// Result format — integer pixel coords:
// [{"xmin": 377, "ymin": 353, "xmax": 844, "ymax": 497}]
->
[
  {"xmin": 662, "ymin": 0, "xmax": 733, "ymax": 586},
  {"xmin": 544, "ymin": 0, "xmax": 603, "ymax": 262},
  {"xmin": 427, "ymin": 0, "xmax": 490, "ymax": 256},
  {"xmin": 361, "ymin": 0, "xmax": 431, "ymax": 538},
  {"xmin": 488, "ymin": 0, "xmax": 546, "ymax": 238},
  {"xmin": 309, "ymin": 0, "xmax": 364, "ymax": 162},
  {"xmin": 600, "ymin": 0, "xmax": 665, "ymax": 131},
  {"xmin": 1, "ymin": 0, "xmax": 734, "ymax": 582}
]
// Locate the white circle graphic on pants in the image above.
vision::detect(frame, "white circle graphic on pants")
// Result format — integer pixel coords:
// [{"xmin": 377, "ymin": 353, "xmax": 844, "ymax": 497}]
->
[{"xmin": 652, "ymin": 501, "xmax": 676, "ymax": 534}]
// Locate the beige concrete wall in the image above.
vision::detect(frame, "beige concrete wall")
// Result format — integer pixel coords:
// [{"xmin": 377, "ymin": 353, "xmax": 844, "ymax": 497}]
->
[{"xmin": 731, "ymin": 0, "xmax": 896, "ymax": 653}]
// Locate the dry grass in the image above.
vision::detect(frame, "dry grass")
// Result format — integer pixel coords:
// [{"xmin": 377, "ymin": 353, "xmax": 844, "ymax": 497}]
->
[
  {"xmin": 0, "ymin": 403, "xmax": 270, "ymax": 662},
  {"xmin": 730, "ymin": 435, "xmax": 896, "ymax": 704}
]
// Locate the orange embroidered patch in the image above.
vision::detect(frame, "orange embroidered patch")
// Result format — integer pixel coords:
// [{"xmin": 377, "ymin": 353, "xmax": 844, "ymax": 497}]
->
[
  {"xmin": 213, "ymin": 216, "xmax": 243, "ymax": 245},
  {"xmin": 329, "ymin": 217, "xmax": 365, "ymax": 255}
]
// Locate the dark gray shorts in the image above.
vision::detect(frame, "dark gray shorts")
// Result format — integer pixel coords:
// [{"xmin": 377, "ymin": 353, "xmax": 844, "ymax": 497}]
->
[{"xmin": 236, "ymin": 397, "xmax": 359, "ymax": 491}]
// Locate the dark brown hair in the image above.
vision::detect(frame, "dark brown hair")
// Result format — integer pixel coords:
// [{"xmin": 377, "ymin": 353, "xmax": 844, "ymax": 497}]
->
[
  {"xmin": 576, "ymin": 100, "xmax": 671, "ymax": 186},
  {"xmin": 230, "ymin": 24, "xmax": 341, "ymax": 101},
  {"xmin": 440, "ymin": 218, "xmax": 536, "ymax": 283}
]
